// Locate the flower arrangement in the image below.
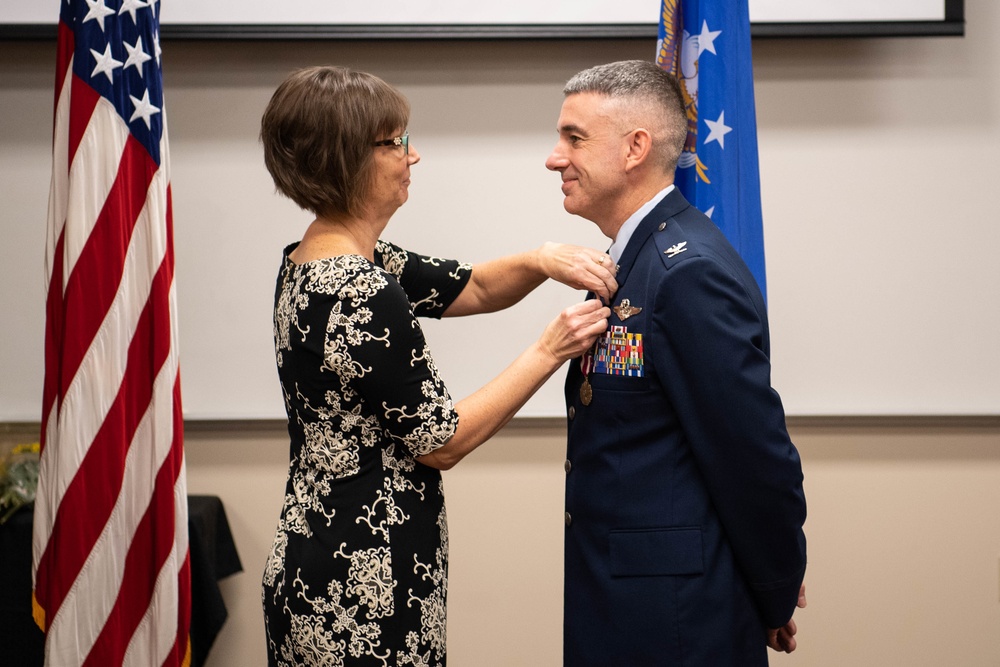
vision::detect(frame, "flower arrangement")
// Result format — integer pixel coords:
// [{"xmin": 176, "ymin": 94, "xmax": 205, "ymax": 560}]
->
[{"xmin": 0, "ymin": 442, "xmax": 40, "ymax": 525}]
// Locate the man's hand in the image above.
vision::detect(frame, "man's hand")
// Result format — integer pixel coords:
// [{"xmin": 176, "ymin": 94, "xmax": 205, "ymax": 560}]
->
[
  {"xmin": 767, "ymin": 585, "xmax": 807, "ymax": 653},
  {"xmin": 538, "ymin": 242, "xmax": 618, "ymax": 302}
]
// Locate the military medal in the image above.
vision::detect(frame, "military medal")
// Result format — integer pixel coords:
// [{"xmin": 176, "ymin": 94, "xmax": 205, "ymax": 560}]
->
[{"xmin": 579, "ymin": 345, "xmax": 594, "ymax": 406}]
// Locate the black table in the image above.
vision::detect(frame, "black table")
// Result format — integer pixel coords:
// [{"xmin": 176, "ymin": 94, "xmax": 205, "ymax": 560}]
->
[{"xmin": 0, "ymin": 495, "xmax": 242, "ymax": 666}]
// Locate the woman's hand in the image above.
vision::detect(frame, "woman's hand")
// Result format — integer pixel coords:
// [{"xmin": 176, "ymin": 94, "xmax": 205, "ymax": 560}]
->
[
  {"xmin": 538, "ymin": 299, "xmax": 610, "ymax": 363},
  {"xmin": 418, "ymin": 298, "xmax": 608, "ymax": 471},
  {"xmin": 538, "ymin": 242, "xmax": 618, "ymax": 302}
]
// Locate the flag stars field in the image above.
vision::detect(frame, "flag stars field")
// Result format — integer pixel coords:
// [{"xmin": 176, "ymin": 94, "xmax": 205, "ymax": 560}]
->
[{"xmin": 76, "ymin": 4, "xmax": 167, "ymax": 156}]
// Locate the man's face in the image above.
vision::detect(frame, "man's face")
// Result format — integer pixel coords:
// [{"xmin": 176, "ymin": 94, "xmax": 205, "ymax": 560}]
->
[{"xmin": 545, "ymin": 92, "xmax": 628, "ymax": 226}]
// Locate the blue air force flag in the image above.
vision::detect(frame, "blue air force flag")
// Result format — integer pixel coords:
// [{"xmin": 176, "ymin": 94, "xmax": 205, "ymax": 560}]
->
[{"xmin": 657, "ymin": 0, "xmax": 768, "ymax": 299}]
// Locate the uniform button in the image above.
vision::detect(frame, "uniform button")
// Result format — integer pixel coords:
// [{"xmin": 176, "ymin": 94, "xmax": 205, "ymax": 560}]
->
[
  {"xmin": 565, "ymin": 512, "xmax": 573, "ymax": 526},
  {"xmin": 568, "ymin": 406, "xmax": 576, "ymax": 420},
  {"xmin": 564, "ymin": 459, "xmax": 572, "ymax": 474},
  {"xmin": 658, "ymin": 222, "xmax": 666, "ymax": 231}
]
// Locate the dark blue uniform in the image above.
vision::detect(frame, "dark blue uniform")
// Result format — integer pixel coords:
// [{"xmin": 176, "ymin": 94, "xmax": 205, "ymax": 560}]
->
[{"xmin": 564, "ymin": 189, "xmax": 807, "ymax": 666}]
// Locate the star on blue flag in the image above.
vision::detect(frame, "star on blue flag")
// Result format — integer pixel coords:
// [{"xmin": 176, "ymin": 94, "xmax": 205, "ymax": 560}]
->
[{"xmin": 657, "ymin": 0, "xmax": 768, "ymax": 300}]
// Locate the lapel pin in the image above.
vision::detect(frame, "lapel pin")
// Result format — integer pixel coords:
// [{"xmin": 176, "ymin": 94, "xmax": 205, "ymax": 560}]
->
[{"xmin": 613, "ymin": 299, "xmax": 643, "ymax": 321}]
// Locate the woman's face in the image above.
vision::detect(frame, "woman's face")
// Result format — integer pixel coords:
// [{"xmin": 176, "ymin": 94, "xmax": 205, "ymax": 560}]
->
[{"xmin": 367, "ymin": 130, "xmax": 420, "ymax": 220}]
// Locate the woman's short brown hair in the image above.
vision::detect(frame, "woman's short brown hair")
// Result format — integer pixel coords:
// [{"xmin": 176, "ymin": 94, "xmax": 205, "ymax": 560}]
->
[{"xmin": 260, "ymin": 66, "xmax": 410, "ymax": 219}]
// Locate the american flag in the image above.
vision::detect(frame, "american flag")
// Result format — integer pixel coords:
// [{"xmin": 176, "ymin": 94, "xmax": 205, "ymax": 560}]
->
[{"xmin": 32, "ymin": 1, "xmax": 190, "ymax": 665}]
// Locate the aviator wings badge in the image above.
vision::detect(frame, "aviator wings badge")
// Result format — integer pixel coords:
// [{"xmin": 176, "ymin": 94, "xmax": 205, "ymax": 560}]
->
[
  {"xmin": 613, "ymin": 299, "xmax": 643, "ymax": 321},
  {"xmin": 664, "ymin": 241, "xmax": 688, "ymax": 258}
]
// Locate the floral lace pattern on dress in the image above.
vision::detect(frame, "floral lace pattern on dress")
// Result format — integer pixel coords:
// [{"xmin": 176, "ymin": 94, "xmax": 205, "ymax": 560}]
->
[{"xmin": 264, "ymin": 241, "xmax": 470, "ymax": 667}]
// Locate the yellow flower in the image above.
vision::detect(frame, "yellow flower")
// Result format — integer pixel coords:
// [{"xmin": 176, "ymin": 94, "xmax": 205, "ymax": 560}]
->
[
  {"xmin": 0, "ymin": 442, "xmax": 41, "ymax": 524},
  {"xmin": 11, "ymin": 442, "xmax": 40, "ymax": 456}
]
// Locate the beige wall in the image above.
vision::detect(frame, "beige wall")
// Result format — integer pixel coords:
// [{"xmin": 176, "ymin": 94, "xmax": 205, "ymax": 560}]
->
[{"xmin": 179, "ymin": 418, "xmax": 1000, "ymax": 667}]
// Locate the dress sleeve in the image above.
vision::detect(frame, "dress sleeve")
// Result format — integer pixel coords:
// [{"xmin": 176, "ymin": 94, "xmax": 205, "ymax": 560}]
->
[
  {"xmin": 323, "ymin": 263, "xmax": 458, "ymax": 458},
  {"xmin": 375, "ymin": 239, "xmax": 472, "ymax": 318}
]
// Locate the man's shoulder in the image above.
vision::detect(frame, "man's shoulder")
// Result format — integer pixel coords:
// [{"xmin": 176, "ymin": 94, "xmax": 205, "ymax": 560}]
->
[
  {"xmin": 648, "ymin": 208, "xmax": 718, "ymax": 272},
  {"xmin": 644, "ymin": 208, "xmax": 768, "ymax": 326}
]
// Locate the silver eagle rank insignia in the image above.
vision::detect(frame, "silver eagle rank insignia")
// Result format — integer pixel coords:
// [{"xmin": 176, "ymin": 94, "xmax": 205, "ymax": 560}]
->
[{"xmin": 664, "ymin": 241, "xmax": 688, "ymax": 258}]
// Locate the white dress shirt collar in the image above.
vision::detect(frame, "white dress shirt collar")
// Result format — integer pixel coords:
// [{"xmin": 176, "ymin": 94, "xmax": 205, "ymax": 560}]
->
[{"xmin": 607, "ymin": 184, "xmax": 675, "ymax": 265}]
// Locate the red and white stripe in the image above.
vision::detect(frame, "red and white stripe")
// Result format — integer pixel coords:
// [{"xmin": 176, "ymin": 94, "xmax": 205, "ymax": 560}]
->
[{"xmin": 32, "ymin": 17, "xmax": 191, "ymax": 667}]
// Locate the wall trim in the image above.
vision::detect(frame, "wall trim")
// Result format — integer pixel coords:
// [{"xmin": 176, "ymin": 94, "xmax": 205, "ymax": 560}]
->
[{"xmin": 4, "ymin": 415, "xmax": 999, "ymax": 441}]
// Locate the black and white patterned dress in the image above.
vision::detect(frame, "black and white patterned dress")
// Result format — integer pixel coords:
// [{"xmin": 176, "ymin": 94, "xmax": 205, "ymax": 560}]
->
[{"xmin": 263, "ymin": 240, "xmax": 471, "ymax": 667}]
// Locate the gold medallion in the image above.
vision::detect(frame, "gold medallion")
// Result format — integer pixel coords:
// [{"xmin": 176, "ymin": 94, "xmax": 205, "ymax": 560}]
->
[{"xmin": 580, "ymin": 378, "xmax": 593, "ymax": 406}]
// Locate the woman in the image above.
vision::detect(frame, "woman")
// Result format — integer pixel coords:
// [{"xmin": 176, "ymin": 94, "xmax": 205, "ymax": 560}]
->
[{"xmin": 259, "ymin": 66, "xmax": 614, "ymax": 666}]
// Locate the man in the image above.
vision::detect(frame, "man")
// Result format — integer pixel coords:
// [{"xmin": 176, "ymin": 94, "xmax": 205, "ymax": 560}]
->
[{"xmin": 547, "ymin": 60, "xmax": 807, "ymax": 666}]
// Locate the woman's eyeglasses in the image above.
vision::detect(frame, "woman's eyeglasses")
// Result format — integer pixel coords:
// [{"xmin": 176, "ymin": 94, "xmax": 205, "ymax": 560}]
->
[{"xmin": 372, "ymin": 132, "xmax": 409, "ymax": 156}]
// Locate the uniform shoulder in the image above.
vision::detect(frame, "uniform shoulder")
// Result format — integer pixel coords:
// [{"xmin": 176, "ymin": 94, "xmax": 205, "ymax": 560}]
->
[{"xmin": 651, "ymin": 216, "xmax": 707, "ymax": 272}]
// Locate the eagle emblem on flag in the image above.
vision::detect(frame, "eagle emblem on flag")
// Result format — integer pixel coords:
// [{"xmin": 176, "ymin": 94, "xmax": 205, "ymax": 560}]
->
[{"xmin": 657, "ymin": 0, "xmax": 713, "ymax": 184}]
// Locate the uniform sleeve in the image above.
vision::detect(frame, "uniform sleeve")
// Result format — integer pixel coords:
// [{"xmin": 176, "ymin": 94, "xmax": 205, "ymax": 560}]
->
[
  {"xmin": 323, "ymin": 266, "xmax": 458, "ymax": 458},
  {"xmin": 375, "ymin": 240, "xmax": 471, "ymax": 318},
  {"xmin": 652, "ymin": 256, "xmax": 807, "ymax": 628}
]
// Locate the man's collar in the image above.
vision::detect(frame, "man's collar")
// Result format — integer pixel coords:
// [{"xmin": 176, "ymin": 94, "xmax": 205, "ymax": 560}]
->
[{"xmin": 607, "ymin": 184, "xmax": 675, "ymax": 265}]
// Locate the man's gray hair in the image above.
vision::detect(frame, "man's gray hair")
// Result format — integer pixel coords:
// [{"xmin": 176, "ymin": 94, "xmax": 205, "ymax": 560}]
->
[{"xmin": 564, "ymin": 60, "xmax": 687, "ymax": 172}]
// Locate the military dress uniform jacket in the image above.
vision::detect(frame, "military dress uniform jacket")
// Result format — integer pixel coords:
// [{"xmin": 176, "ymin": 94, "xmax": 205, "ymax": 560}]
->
[{"xmin": 563, "ymin": 189, "xmax": 807, "ymax": 666}]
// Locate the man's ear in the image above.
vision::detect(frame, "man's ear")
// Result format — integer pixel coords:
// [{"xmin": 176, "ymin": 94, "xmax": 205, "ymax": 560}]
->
[{"xmin": 623, "ymin": 128, "xmax": 653, "ymax": 173}]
